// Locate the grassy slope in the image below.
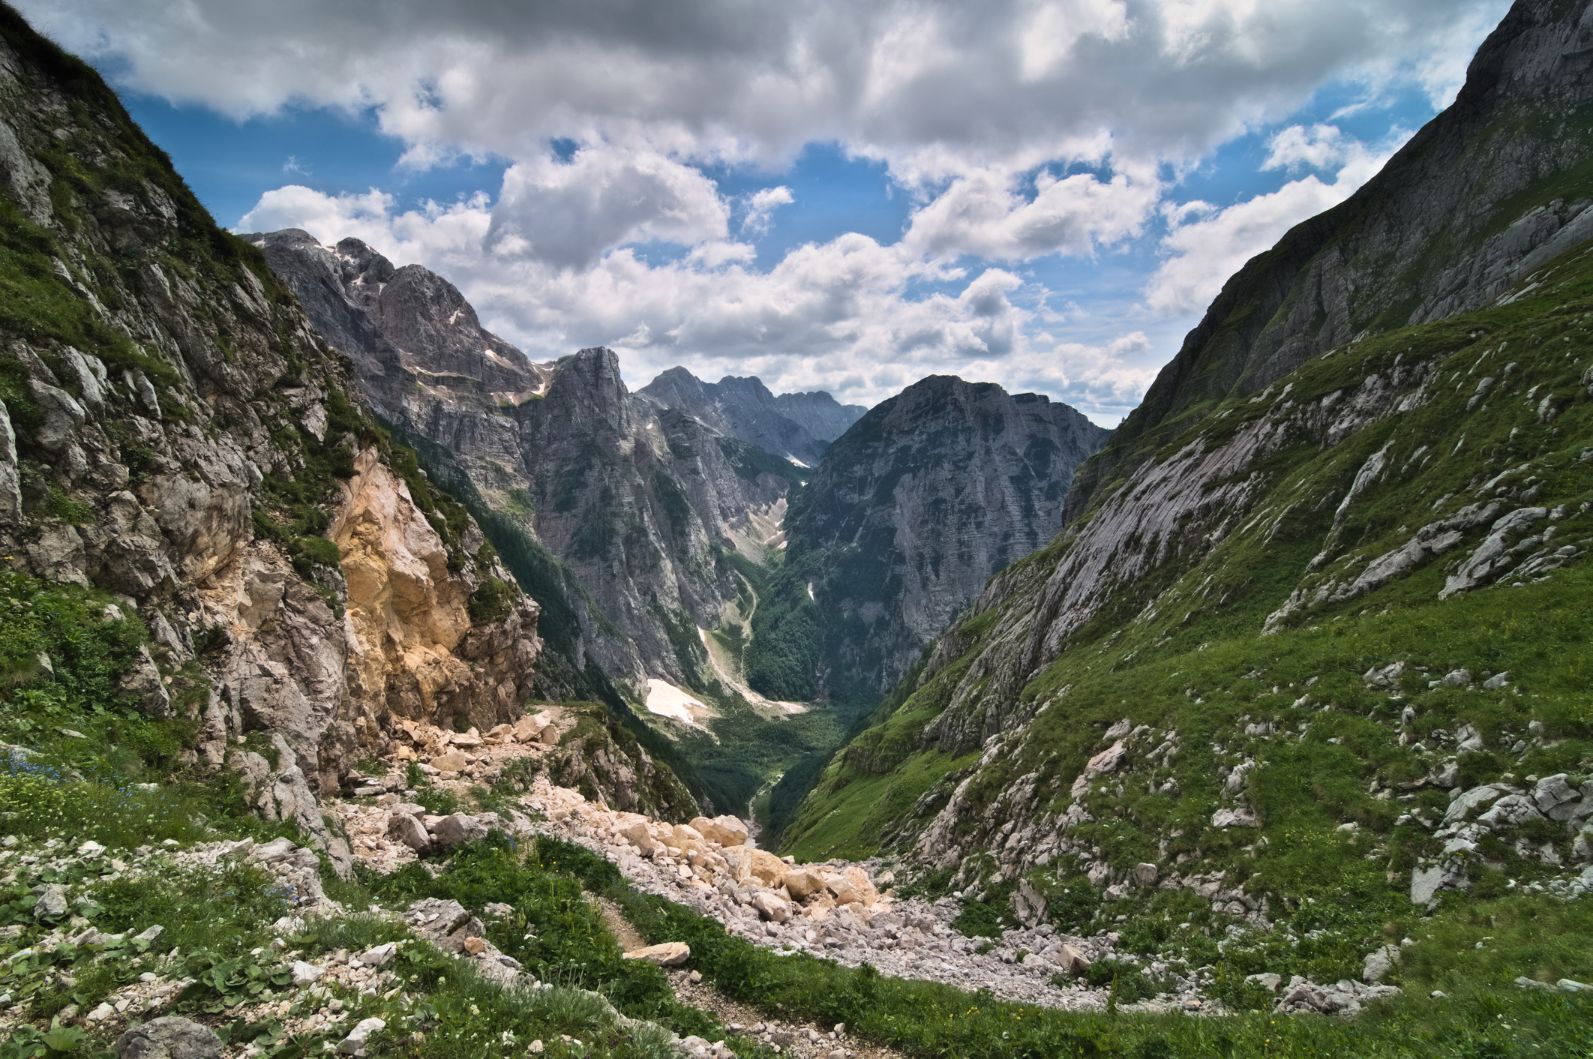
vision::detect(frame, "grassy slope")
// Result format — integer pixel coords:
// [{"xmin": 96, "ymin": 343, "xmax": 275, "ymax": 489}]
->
[{"xmin": 784, "ymin": 248, "xmax": 1593, "ymax": 1018}]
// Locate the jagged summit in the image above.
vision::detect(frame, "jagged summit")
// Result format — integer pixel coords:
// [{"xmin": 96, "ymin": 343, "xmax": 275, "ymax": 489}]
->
[{"xmin": 639, "ymin": 365, "xmax": 866, "ymax": 465}]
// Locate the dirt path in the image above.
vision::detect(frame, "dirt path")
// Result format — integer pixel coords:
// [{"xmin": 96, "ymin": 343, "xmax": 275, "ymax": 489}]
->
[{"xmin": 595, "ymin": 897, "xmax": 903, "ymax": 1059}]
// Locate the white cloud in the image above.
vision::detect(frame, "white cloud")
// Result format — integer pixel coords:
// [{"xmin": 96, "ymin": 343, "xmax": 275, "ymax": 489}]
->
[
  {"xmin": 903, "ymin": 164, "xmax": 1160, "ymax": 261},
  {"xmin": 740, "ymin": 185, "xmax": 795, "ymax": 235},
  {"xmin": 485, "ymin": 147, "xmax": 728, "ymax": 269},
  {"xmin": 1263, "ymin": 123, "xmax": 1349, "ymax": 171},
  {"xmin": 232, "ymin": 182, "xmax": 1160, "ymax": 422},
  {"xmin": 1145, "ymin": 132, "xmax": 1399, "ymax": 315},
  {"xmin": 31, "ymin": 0, "xmax": 1512, "ymax": 421},
  {"xmin": 23, "ymin": 0, "xmax": 1510, "ymax": 180}
]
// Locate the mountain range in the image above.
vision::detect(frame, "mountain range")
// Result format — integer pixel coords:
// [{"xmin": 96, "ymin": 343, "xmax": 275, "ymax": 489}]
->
[{"xmin": 3, "ymin": 0, "xmax": 1592, "ymax": 1053}]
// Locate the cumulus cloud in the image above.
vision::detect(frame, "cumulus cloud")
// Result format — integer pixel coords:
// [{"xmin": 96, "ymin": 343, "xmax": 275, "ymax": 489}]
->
[
  {"xmin": 740, "ymin": 185, "xmax": 795, "ymax": 235},
  {"xmin": 231, "ymin": 182, "xmax": 1161, "ymax": 421},
  {"xmin": 30, "ymin": 0, "xmax": 1511, "ymax": 419},
  {"xmin": 23, "ymin": 0, "xmax": 1509, "ymax": 179},
  {"xmin": 1263, "ymin": 124, "xmax": 1351, "ymax": 171},
  {"xmin": 903, "ymin": 165, "xmax": 1160, "ymax": 261},
  {"xmin": 1145, "ymin": 132, "xmax": 1399, "ymax": 316},
  {"xmin": 485, "ymin": 147, "xmax": 728, "ymax": 269}
]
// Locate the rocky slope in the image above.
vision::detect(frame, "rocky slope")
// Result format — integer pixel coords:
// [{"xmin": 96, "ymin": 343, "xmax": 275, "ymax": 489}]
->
[
  {"xmin": 0, "ymin": 8, "xmax": 562, "ymax": 871},
  {"xmin": 750, "ymin": 376, "xmax": 1107, "ymax": 705},
  {"xmin": 639, "ymin": 367, "xmax": 865, "ymax": 467},
  {"xmin": 252, "ymin": 232, "xmax": 796, "ymax": 694},
  {"xmin": 785, "ymin": 0, "xmax": 1593, "ymax": 1003}
]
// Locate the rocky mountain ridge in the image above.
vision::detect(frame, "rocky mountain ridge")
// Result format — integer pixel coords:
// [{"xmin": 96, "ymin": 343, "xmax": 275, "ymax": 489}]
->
[
  {"xmin": 251, "ymin": 231, "xmax": 795, "ymax": 693},
  {"xmin": 639, "ymin": 366, "xmax": 866, "ymax": 467},
  {"xmin": 749, "ymin": 374, "xmax": 1108, "ymax": 706}
]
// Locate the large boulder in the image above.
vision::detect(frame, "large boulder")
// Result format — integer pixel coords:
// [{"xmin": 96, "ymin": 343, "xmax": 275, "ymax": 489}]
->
[
  {"xmin": 783, "ymin": 866, "xmax": 827, "ymax": 901},
  {"xmin": 750, "ymin": 891, "xmax": 792, "ymax": 923},
  {"xmin": 386, "ymin": 811, "xmax": 431, "ymax": 852},
  {"xmin": 690, "ymin": 815, "xmax": 749, "ymax": 847},
  {"xmin": 663, "ymin": 823, "xmax": 707, "ymax": 856},
  {"xmin": 746, "ymin": 848, "xmax": 788, "ymax": 886},
  {"xmin": 430, "ymin": 813, "xmax": 489, "ymax": 850},
  {"xmin": 826, "ymin": 867, "xmax": 878, "ymax": 907},
  {"xmin": 621, "ymin": 821, "xmax": 662, "ymax": 858}
]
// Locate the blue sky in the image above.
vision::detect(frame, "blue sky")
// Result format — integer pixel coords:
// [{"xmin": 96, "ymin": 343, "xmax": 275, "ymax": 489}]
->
[{"xmin": 31, "ymin": 0, "xmax": 1512, "ymax": 424}]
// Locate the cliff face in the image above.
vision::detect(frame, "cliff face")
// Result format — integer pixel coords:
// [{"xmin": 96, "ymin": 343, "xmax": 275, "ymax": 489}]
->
[
  {"xmin": 0, "ymin": 12, "xmax": 543, "ymax": 869},
  {"xmin": 639, "ymin": 366, "xmax": 866, "ymax": 466},
  {"xmin": 1071, "ymin": 0, "xmax": 1593, "ymax": 517},
  {"xmin": 753, "ymin": 376, "xmax": 1107, "ymax": 704},
  {"xmin": 784, "ymin": 0, "xmax": 1593, "ymax": 945},
  {"xmin": 252, "ymin": 233, "xmax": 791, "ymax": 689}
]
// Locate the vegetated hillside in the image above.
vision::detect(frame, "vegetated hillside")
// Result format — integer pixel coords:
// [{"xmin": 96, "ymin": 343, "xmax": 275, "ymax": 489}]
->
[
  {"xmin": 252, "ymin": 232, "xmax": 800, "ymax": 694},
  {"xmin": 748, "ymin": 375, "xmax": 1108, "ymax": 708},
  {"xmin": 639, "ymin": 365, "xmax": 866, "ymax": 466},
  {"xmin": 0, "ymin": 0, "xmax": 694, "ymax": 875},
  {"xmin": 786, "ymin": 0, "xmax": 1593, "ymax": 1006}
]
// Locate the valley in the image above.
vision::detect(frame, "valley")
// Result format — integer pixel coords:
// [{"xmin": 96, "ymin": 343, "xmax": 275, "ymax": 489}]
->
[{"xmin": 1, "ymin": 0, "xmax": 1592, "ymax": 1055}]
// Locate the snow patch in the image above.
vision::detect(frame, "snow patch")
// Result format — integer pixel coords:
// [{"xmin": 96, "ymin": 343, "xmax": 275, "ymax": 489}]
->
[
  {"xmin": 786, "ymin": 454, "xmax": 811, "ymax": 469},
  {"xmin": 644, "ymin": 679, "xmax": 712, "ymax": 727}
]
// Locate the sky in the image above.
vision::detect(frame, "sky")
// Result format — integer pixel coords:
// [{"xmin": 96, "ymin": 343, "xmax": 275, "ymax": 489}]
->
[{"xmin": 24, "ymin": 0, "xmax": 1513, "ymax": 425}]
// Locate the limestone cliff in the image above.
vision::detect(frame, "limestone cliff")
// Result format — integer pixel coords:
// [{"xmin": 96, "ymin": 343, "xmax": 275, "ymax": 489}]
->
[{"xmin": 0, "ymin": 10, "xmax": 543, "ymax": 869}]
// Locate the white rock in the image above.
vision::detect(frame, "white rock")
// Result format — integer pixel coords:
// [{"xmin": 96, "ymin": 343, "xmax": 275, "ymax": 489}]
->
[
  {"xmin": 338, "ymin": 1017, "xmax": 386, "ymax": 1055},
  {"xmin": 290, "ymin": 960, "xmax": 324, "ymax": 985}
]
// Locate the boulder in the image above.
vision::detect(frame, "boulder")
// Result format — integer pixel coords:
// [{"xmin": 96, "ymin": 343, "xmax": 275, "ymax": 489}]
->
[
  {"xmin": 1211, "ymin": 807, "xmax": 1259, "ymax": 829},
  {"xmin": 116, "ymin": 1017, "xmax": 223, "ymax": 1059},
  {"xmin": 746, "ymin": 848, "xmax": 788, "ymax": 886},
  {"xmin": 1476, "ymin": 793, "xmax": 1545, "ymax": 829},
  {"xmin": 827, "ymin": 866, "xmax": 878, "ymax": 906},
  {"xmin": 337, "ymin": 1018, "xmax": 386, "ymax": 1057},
  {"xmin": 1532, "ymin": 774, "xmax": 1583, "ymax": 819},
  {"xmin": 1057, "ymin": 944, "xmax": 1091, "ymax": 975},
  {"xmin": 33, "ymin": 883, "xmax": 68, "ymax": 922},
  {"xmin": 751, "ymin": 890, "xmax": 792, "ymax": 923},
  {"xmin": 431, "ymin": 751, "xmax": 468, "ymax": 773},
  {"xmin": 1410, "ymin": 859, "xmax": 1469, "ymax": 905},
  {"xmin": 406, "ymin": 898, "xmax": 486, "ymax": 954},
  {"xmin": 783, "ymin": 866, "xmax": 828, "ymax": 901},
  {"xmin": 1362, "ymin": 945, "xmax": 1400, "ymax": 984},
  {"xmin": 623, "ymin": 942, "xmax": 691, "ymax": 966},
  {"xmin": 621, "ymin": 821, "xmax": 662, "ymax": 857},
  {"xmin": 385, "ymin": 811, "xmax": 431, "ymax": 852},
  {"xmin": 1442, "ymin": 784, "xmax": 1509, "ymax": 827},
  {"xmin": 430, "ymin": 814, "xmax": 488, "ymax": 850},
  {"xmin": 691, "ymin": 815, "xmax": 750, "ymax": 847},
  {"xmin": 663, "ymin": 823, "xmax": 707, "ymax": 855}
]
